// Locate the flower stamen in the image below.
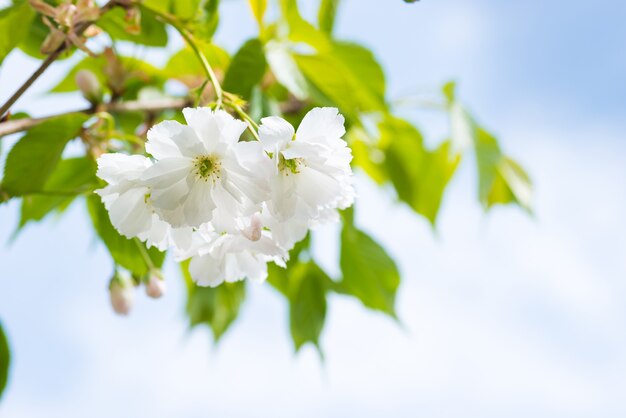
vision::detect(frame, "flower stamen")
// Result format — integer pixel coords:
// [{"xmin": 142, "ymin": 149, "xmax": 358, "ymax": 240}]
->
[
  {"xmin": 193, "ymin": 155, "xmax": 222, "ymax": 182},
  {"xmin": 278, "ymin": 153, "xmax": 304, "ymax": 175}
]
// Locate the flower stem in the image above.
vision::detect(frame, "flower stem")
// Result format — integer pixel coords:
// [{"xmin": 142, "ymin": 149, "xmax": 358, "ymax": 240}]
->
[
  {"xmin": 134, "ymin": 238, "xmax": 156, "ymax": 273},
  {"xmin": 0, "ymin": 1, "xmax": 119, "ymax": 119},
  {"xmin": 149, "ymin": 8, "xmax": 223, "ymax": 107}
]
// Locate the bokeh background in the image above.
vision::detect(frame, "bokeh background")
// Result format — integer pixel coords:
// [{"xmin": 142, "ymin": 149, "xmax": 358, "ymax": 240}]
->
[{"xmin": 1, "ymin": 0, "xmax": 625, "ymax": 416}]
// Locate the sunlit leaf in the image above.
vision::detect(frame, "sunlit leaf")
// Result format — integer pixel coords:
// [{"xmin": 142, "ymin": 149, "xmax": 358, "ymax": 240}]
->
[
  {"xmin": 446, "ymin": 84, "xmax": 532, "ymax": 211},
  {"xmin": 289, "ymin": 262, "xmax": 329, "ymax": 352},
  {"xmin": 279, "ymin": 0, "xmax": 330, "ymax": 51},
  {"xmin": 318, "ymin": 0, "xmax": 341, "ymax": 34},
  {"xmin": 51, "ymin": 55, "xmax": 165, "ymax": 99},
  {"xmin": 181, "ymin": 260, "xmax": 246, "ymax": 342},
  {"xmin": 0, "ymin": 1, "xmax": 35, "ymax": 65},
  {"xmin": 142, "ymin": 0, "xmax": 172, "ymax": 14},
  {"xmin": 98, "ymin": 7, "xmax": 168, "ymax": 47},
  {"xmin": 1, "ymin": 114, "xmax": 88, "ymax": 197},
  {"xmin": 0, "ymin": 321, "xmax": 9, "ymax": 400},
  {"xmin": 248, "ymin": 0, "xmax": 267, "ymax": 28},
  {"xmin": 19, "ymin": 157, "xmax": 97, "ymax": 229},
  {"xmin": 172, "ymin": 0, "xmax": 202, "ymax": 21},
  {"xmin": 194, "ymin": 0, "xmax": 219, "ymax": 41},
  {"xmin": 339, "ymin": 216, "xmax": 400, "ymax": 317},
  {"xmin": 294, "ymin": 42, "xmax": 387, "ymax": 119},
  {"xmin": 382, "ymin": 117, "xmax": 459, "ymax": 224},
  {"xmin": 265, "ymin": 40, "xmax": 309, "ymax": 100},
  {"xmin": 475, "ymin": 129, "xmax": 532, "ymax": 211},
  {"xmin": 163, "ymin": 43, "xmax": 229, "ymax": 88},
  {"xmin": 223, "ymin": 38, "xmax": 267, "ymax": 100},
  {"xmin": 267, "ymin": 233, "xmax": 311, "ymax": 296}
]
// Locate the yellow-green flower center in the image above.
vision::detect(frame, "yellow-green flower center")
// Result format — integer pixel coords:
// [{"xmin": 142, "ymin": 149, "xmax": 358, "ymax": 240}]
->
[
  {"xmin": 278, "ymin": 153, "xmax": 303, "ymax": 175},
  {"xmin": 193, "ymin": 155, "xmax": 221, "ymax": 182}
]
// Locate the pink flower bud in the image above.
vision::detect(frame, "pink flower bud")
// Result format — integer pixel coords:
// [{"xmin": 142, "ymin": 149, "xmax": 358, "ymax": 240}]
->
[
  {"xmin": 75, "ymin": 70, "xmax": 102, "ymax": 104},
  {"xmin": 109, "ymin": 274, "xmax": 135, "ymax": 316},
  {"xmin": 145, "ymin": 274, "xmax": 166, "ymax": 299},
  {"xmin": 243, "ymin": 213, "xmax": 263, "ymax": 241}
]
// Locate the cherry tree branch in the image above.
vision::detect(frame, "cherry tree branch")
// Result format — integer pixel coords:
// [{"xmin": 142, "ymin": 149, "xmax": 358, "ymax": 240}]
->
[
  {"xmin": 0, "ymin": 97, "xmax": 191, "ymax": 137},
  {"xmin": 0, "ymin": 0, "xmax": 118, "ymax": 119}
]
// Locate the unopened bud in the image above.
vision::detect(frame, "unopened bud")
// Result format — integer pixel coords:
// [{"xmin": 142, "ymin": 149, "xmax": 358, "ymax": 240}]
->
[
  {"xmin": 40, "ymin": 28, "xmax": 65, "ymax": 55},
  {"xmin": 75, "ymin": 70, "xmax": 102, "ymax": 103},
  {"xmin": 145, "ymin": 274, "xmax": 166, "ymax": 299},
  {"xmin": 55, "ymin": 3, "xmax": 77, "ymax": 27},
  {"xmin": 243, "ymin": 213, "xmax": 263, "ymax": 241},
  {"xmin": 28, "ymin": 0, "xmax": 57, "ymax": 18},
  {"xmin": 124, "ymin": 7, "xmax": 141, "ymax": 35},
  {"xmin": 75, "ymin": 0, "xmax": 101, "ymax": 23},
  {"xmin": 109, "ymin": 273, "xmax": 135, "ymax": 316}
]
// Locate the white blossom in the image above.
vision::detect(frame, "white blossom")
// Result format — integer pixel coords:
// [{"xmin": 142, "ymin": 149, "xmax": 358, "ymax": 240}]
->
[
  {"xmin": 95, "ymin": 106, "xmax": 355, "ymax": 289},
  {"xmin": 187, "ymin": 215, "xmax": 287, "ymax": 287},
  {"xmin": 141, "ymin": 108, "xmax": 269, "ymax": 228},
  {"xmin": 95, "ymin": 153, "xmax": 193, "ymax": 252},
  {"xmin": 259, "ymin": 107, "xmax": 354, "ymax": 222}
]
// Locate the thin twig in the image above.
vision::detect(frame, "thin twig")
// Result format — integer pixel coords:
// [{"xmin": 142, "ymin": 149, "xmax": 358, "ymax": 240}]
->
[
  {"xmin": 0, "ymin": 97, "xmax": 190, "ymax": 137},
  {"xmin": 148, "ymin": 7, "xmax": 224, "ymax": 107},
  {"xmin": 0, "ymin": 0, "xmax": 118, "ymax": 119}
]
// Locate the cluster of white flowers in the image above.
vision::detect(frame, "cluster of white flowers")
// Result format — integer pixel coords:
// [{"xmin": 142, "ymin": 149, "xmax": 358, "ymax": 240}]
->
[{"xmin": 96, "ymin": 107, "xmax": 354, "ymax": 287}]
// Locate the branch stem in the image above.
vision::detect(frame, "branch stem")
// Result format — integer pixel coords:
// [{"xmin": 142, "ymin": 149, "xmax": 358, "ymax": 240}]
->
[
  {"xmin": 150, "ymin": 9, "xmax": 224, "ymax": 107},
  {"xmin": 0, "ymin": 1, "xmax": 118, "ymax": 119},
  {"xmin": 0, "ymin": 97, "xmax": 190, "ymax": 137}
]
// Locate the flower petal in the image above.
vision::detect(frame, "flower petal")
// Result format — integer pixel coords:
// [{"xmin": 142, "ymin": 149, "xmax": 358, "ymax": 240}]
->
[
  {"xmin": 259, "ymin": 116, "xmax": 295, "ymax": 151},
  {"xmin": 147, "ymin": 120, "xmax": 206, "ymax": 159},
  {"xmin": 141, "ymin": 157, "xmax": 192, "ymax": 189},
  {"xmin": 296, "ymin": 107, "xmax": 346, "ymax": 145},
  {"xmin": 97, "ymin": 153, "xmax": 151, "ymax": 183}
]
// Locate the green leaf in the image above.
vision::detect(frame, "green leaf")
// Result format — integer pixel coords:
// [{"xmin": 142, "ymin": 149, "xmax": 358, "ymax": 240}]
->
[
  {"xmin": 265, "ymin": 40, "xmax": 309, "ymax": 100},
  {"xmin": 19, "ymin": 157, "xmax": 97, "ymax": 229},
  {"xmin": 446, "ymin": 87, "xmax": 532, "ymax": 212},
  {"xmin": 98, "ymin": 7, "xmax": 168, "ymax": 47},
  {"xmin": 339, "ymin": 220, "xmax": 400, "ymax": 317},
  {"xmin": 87, "ymin": 195, "xmax": 165, "ymax": 276},
  {"xmin": 142, "ymin": 0, "xmax": 172, "ymax": 14},
  {"xmin": 348, "ymin": 126, "xmax": 388, "ymax": 185},
  {"xmin": 475, "ymin": 129, "xmax": 532, "ymax": 211},
  {"xmin": 289, "ymin": 262, "xmax": 329, "ymax": 351},
  {"xmin": 333, "ymin": 42, "xmax": 385, "ymax": 102},
  {"xmin": 279, "ymin": 0, "xmax": 330, "ymax": 51},
  {"xmin": 318, "ymin": 0, "xmax": 341, "ymax": 34},
  {"xmin": 267, "ymin": 233, "xmax": 311, "ymax": 296},
  {"xmin": 0, "ymin": 1, "xmax": 35, "ymax": 65},
  {"xmin": 180, "ymin": 260, "xmax": 246, "ymax": 342},
  {"xmin": 223, "ymin": 38, "xmax": 267, "ymax": 100},
  {"xmin": 294, "ymin": 42, "xmax": 387, "ymax": 119},
  {"xmin": 194, "ymin": 0, "xmax": 220, "ymax": 41},
  {"xmin": 172, "ymin": 0, "xmax": 202, "ymax": 21},
  {"xmin": 382, "ymin": 117, "xmax": 459, "ymax": 224},
  {"xmin": 51, "ymin": 54, "xmax": 165, "ymax": 98},
  {"xmin": 0, "ymin": 321, "xmax": 10, "ymax": 401},
  {"xmin": 1, "ymin": 114, "xmax": 88, "ymax": 197},
  {"xmin": 163, "ymin": 43, "xmax": 229, "ymax": 87},
  {"xmin": 442, "ymin": 80, "xmax": 456, "ymax": 103},
  {"xmin": 248, "ymin": 0, "xmax": 267, "ymax": 27}
]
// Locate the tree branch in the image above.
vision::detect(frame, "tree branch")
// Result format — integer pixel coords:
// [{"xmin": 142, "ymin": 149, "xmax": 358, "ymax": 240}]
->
[
  {"xmin": 0, "ymin": 97, "xmax": 191, "ymax": 137},
  {"xmin": 0, "ymin": 0, "xmax": 118, "ymax": 119}
]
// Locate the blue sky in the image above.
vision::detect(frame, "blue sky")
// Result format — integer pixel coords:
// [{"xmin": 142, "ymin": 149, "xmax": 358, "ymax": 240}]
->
[{"xmin": 1, "ymin": 0, "xmax": 625, "ymax": 417}]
